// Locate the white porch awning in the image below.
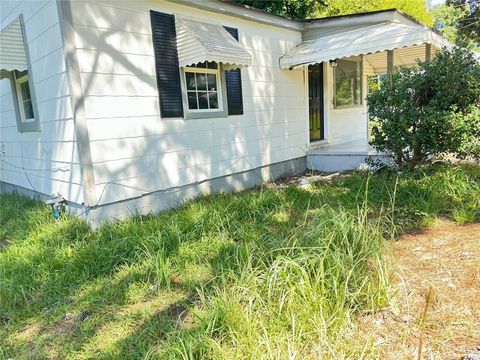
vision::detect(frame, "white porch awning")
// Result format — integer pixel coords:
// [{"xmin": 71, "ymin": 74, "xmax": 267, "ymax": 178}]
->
[
  {"xmin": 280, "ymin": 22, "xmax": 451, "ymax": 70},
  {"xmin": 0, "ymin": 18, "xmax": 27, "ymax": 73},
  {"xmin": 175, "ymin": 16, "xmax": 252, "ymax": 69}
]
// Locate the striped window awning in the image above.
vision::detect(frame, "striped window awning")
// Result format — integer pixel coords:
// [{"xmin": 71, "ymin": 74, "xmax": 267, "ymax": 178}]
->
[
  {"xmin": 280, "ymin": 22, "xmax": 452, "ymax": 70},
  {"xmin": 0, "ymin": 18, "xmax": 28, "ymax": 74},
  {"xmin": 175, "ymin": 16, "xmax": 252, "ymax": 69}
]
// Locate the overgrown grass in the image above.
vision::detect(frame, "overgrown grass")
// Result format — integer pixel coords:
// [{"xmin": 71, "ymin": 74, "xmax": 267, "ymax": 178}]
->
[{"xmin": 0, "ymin": 163, "xmax": 478, "ymax": 359}]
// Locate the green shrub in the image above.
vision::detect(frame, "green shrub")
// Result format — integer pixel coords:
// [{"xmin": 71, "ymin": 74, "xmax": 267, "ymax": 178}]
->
[{"xmin": 367, "ymin": 47, "xmax": 480, "ymax": 169}]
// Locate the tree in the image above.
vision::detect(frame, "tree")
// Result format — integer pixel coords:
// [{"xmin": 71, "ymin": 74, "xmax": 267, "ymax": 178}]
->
[
  {"xmin": 447, "ymin": 0, "xmax": 480, "ymax": 45},
  {"xmin": 367, "ymin": 47, "xmax": 480, "ymax": 170},
  {"xmin": 316, "ymin": 0, "xmax": 433, "ymax": 25},
  {"xmin": 232, "ymin": 0, "xmax": 323, "ymax": 19},
  {"xmin": 232, "ymin": 0, "xmax": 433, "ymax": 25},
  {"xmin": 432, "ymin": 3, "xmax": 469, "ymax": 43}
]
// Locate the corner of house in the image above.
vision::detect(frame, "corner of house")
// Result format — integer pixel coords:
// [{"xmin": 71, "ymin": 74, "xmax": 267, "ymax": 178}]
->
[{"xmin": 56, "ymin": 0, "xmax": 97, "ymax": 210}]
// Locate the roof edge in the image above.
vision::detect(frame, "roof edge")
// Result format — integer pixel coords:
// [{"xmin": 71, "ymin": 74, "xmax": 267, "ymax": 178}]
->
[
  {"xmin": 301, "ymin": 8, "xmax": 398, "ymax": 23},
  {"xmin": 167, "ymin": 1, "xmax": 441, "ymax": 36},
  {"xmin": 167, "ymin": 0, "xmax": 303, "ymax": 31},
  {"xmin": 303, "ymin": 9, "xmax": 440, "ymax": 33}
]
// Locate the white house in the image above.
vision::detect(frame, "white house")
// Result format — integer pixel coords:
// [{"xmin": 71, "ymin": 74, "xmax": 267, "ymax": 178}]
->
[{"xmin": 0, "ymin": 0, "xmax": 451, "ymax": 225}]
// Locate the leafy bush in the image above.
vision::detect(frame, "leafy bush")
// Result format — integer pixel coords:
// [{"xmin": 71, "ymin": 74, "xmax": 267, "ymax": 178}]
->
[{"xmin": 367, "ymin": 47, "xmax": 480, "ymax": 169}]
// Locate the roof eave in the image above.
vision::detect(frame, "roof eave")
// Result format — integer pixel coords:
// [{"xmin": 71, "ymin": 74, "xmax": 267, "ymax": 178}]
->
[
  {"xmin": 167, "ymin": 0, "xmax": 304, "ymax": 31},
  {"xmin": 167, "ymin": 1, "xmax": 447, "ymax": 44}
]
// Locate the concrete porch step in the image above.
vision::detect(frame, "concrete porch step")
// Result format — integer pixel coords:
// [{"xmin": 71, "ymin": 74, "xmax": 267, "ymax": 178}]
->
[
  {"xmin": 306, "ymin": 140, "xmax": 392, "ymax": 172},
  {"xmin": 306, "ymin": 152, "xmax": 391, "ymax": 172},
  {"xmin": 307, "ymin": 154, "xmax": 389, "ymax": 172}
]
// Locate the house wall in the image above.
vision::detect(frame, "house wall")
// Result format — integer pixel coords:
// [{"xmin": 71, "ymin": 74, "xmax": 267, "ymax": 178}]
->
[
  {"xmin": 68, "ymin": 0, "xmax": 308, "ymax": 210},
  {"xmin": 0, "ymin": 0, "xmax": 84, "ymax": 205}
]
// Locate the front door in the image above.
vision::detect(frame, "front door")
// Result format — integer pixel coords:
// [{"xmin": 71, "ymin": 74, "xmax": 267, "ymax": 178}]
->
[{"xmin": 308, "ymin": 63, "xmax": 324, "ymax": 142}]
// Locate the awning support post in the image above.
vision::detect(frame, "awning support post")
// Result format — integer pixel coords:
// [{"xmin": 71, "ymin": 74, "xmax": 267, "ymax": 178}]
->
[
  {"xmin": 425, "ymin": 43, "xmax": 432, "ymax": 62},
  {"xmin": 387, "ymin": 50, "xmax": 394, "ymax": 76}
]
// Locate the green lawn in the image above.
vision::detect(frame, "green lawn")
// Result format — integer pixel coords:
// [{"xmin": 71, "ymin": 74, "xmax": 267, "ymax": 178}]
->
[{"xmin": 1, "ymin": 164, "xmax": 479, "ymax": 359}]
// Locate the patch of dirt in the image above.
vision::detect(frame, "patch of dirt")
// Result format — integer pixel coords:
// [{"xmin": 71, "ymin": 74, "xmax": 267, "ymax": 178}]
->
[
  {"xmin": 12, "ymin": 322, "xmax": 41, "ymax": 342},
  {"xmin": 266, "ymin": 170, "xmax": 350, "ymax": 189},
  {"xmin": 49, "ymin": 319, "xmax": 76, "ymax": 337},
  {"xmin": 359, "ymin": 221, "xmax": 480, "ymax": 359},
  {"xmin": 167, "ymin": 303, "xmax": 188, "ymax": 321}
]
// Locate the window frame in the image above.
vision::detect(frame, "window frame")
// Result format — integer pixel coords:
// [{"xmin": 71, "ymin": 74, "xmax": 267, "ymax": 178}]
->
[
  {"xmin": 184, "ymin": 65, "xmax": 223, "ymax": 113},
  {"xmin": 8, "ymin": 70, "xmax": 40, "ymax": 133},
  {"xmin": 333, "ymin": 58, "xmax": 363, "ymax": 109},
  {"xmin": 14, "ymin": 73, "xmax": 35, "ymax": 123},
  {"xmin": 180, "ymin": 62, "xmax": 229, "ymax": 119},
  {"xmin": 6, "ymin": 14, "xmax": 41, "ymax": 133}
]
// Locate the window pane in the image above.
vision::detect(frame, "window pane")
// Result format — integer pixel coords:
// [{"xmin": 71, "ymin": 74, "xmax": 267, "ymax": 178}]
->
[
  {"xmin": 20, "ymin": 81, "xmax": 32, "ymax": 102},
  {"xmin": 196, "ymin": 73, "xmax": 207, "ymax": 90},
  {"xmin": 335, "ymin": 79, "xmax": 353, "ymax": 106},
  {"xmin": 23, "ymin": 100, "xmax": 34, "ymax": 119},
  {"xmin": 208, "ymin": 92, "xmax": 218, "ymax": 109},
  {"xmin": 19, "ymin": 80, "xmax": 34, "ymax": 120},
  {"xmin": 207, "ymin": 74, "xmax": 217, "ymax": 91},
  {"xmin": 196, "ymin": 62, "xmax": 207, "ymax": 68},
  {"xmin": 185, "ymin": 72, "xmax": 196, "ymax": 90},
  {"xmin": 184, "ymin": 68, "xmax": 220, "ymax": 112},
  {"xmin": 187, "ymin": 92, "xmax": 198, "ymax": 109},
  {"xmin": 335, "ymin": 59, "xmax": 362, "ymax": 107},
  {"xmin": 198, "ymin": 92, "xmax": 208, "ymax": 109}
]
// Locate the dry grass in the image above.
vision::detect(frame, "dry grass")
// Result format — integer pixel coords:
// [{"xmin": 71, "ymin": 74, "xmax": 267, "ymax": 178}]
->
[{"xmin": 358, "ymin": 220, "xmax": 480, "ymax": 359}]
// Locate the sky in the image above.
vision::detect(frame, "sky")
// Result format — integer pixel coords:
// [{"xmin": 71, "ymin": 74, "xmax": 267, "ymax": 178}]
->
[{"xmin": 430, "ymin": 0, "xmax": 446, "ymax": 5}]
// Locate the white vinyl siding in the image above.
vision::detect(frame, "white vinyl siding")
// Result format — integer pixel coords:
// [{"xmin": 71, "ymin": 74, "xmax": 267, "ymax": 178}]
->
[
  {"xmin": 69, "ymin": 0, "xmax": 307, "ymax": 206},
  {"xmin": 0, "ymin": 1, "xmax": 84, "ymax": 204}
]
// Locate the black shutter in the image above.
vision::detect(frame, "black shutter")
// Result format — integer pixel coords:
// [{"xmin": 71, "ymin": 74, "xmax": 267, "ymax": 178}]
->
[
  {"xmin": 150, "ymin": 11, "xmax": 183, "ymax": 118},
  {"xmin": 223, "ymin": 26, "xmax": 244, "ymax": 116}
]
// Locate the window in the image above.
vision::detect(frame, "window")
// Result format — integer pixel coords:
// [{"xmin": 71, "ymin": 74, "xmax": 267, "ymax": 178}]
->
[
  {"xmin": 184, "ymin": 62, "xmax": 222, "ymax": 112},
  {"xmin": 14, "ymin": 71, "xmax": 35, "ymax": 122},
  {"xmin": 3, "ymin": 15, "xmax": 40, "ymax": 132},
  {"xmin": 334, "ymin": 59, "xmax": 362, "ymax": 108},
  {"xmin": 9, "ymin": 69, "xmax": 40, "ymax": 132}
]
